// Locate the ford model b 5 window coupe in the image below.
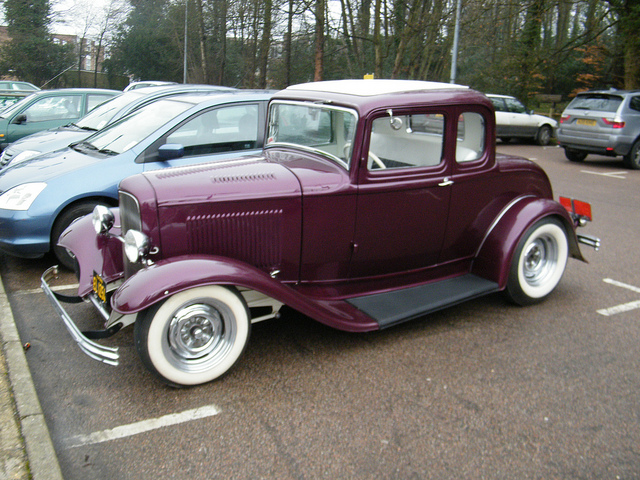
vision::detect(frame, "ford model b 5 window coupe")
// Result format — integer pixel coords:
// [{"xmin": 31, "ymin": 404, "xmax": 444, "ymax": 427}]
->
[{"xmin": 42, "ymin": 79, "xmax": 600, "ymax": 387}]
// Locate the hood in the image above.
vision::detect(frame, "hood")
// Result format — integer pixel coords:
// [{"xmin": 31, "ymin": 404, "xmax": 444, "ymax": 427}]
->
[
  {"xmin": 134, "ymin": 155, "xmax": 302, "ymax": 207},
  {"xmin": 0, "ymin": 147, "xmax": 103, "ymax": 190},
  {"xmin": 6, "ymin": 128, "xmax": 89, "ymax": 155}
]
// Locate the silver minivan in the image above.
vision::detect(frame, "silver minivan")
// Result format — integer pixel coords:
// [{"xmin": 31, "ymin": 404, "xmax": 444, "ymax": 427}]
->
[{"xmin": 557, "ymin": 89, "xmax": 640, "ymax": 169}]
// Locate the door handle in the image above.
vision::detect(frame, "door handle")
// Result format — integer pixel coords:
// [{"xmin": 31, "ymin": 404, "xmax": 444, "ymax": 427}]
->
[{"xmin": 438, "ymin": 177, "xmax": 453, "ymax": 187}]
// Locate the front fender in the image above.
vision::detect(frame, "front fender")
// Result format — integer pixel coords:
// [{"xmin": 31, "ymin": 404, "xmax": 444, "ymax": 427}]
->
[
  {"xmin": 471, "ymin": 196, "xmax": 583, "ymax": 288},
  {"xmin": 110, "ymin": 255, "xmax": 380, "ymax": 332},
  {"xmin": 58, "ymin": 208, "xmax": 123, "ymax": 297}
]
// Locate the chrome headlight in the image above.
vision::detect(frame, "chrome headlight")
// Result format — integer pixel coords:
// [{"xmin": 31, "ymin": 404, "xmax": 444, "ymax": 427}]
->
[
  {"xmin": 124, "ymin": 230, "xmax": 150, "ymax": 263},
  {"xmin": 0, "ymin": 183, "xmax": 47, "ymax": 211},
  {"xmin": 92, "ymin": 205, "xmax": 115, "ymax": 235}
]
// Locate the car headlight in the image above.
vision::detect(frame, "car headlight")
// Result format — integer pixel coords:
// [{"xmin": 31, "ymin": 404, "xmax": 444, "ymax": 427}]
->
[
  {"xmin": 0, "ymin": 183, "xmax": 47, "ymax": 211},
  {"xmin": 10, "ymin": 150, "xmax": 41, "ymax": 164},
  {"xmin": 92, "ymin": 205, "xmax": 115, "ymax": 235},
  {"xmin": 124, "ymin": 230, "xmax": 150, "ymax": 263}
]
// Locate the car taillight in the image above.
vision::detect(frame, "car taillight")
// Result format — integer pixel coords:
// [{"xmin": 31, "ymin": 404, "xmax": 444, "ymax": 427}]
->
[
  {"xmin": 602, "ymin": 118, "xmax": 625, "ymax": 128},
  {"xmin": 560, "ymin": 115, "xmax": 570, "ymax": 124},
  {"xmin": 559, "ymin": 196, "xmax": 593, "ymax": 222}
]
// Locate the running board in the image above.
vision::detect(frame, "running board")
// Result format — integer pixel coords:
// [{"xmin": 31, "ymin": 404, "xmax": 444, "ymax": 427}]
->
[{"xmin": 346, "ymin": 274, "xmax": 500, "ymax": 329}]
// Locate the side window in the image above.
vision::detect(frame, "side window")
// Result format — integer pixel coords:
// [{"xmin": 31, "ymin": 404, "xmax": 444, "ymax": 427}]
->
[
  {"xmin": 490, "ymin": 97, "xmax": 506, "ymax": 112},
  {"xmin": 456, "ymin": 112, "xmax": 485, "ymax": 163},
  {"xmin": 23, "ymin": 95, "xmax": 81, "ymax": 122},
  {"xmin": 87, "ymin": 94, "xmax": 113, "ymax": 112},
  {"xmin": 629, "ymin": 96, "xmax": 640, "ymax": 112},
  {"xmin": 367, "ymin": 114, "xmax": 444, "ymax": 170},
  {"xmin": 505, "ymin": 98, "xmax": 527, "ymax": 114},
  {"xmin": 166, "ymin": 104, "xmax": 259, "ymax": 156}
]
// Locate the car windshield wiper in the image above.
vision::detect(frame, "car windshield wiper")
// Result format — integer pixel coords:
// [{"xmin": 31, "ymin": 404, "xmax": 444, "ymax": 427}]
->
[
  {"xmin": 70, "ymin": 141, "xmax": 98, "ymax": 153},
  {"xmin": 79, "ymin": 125, "xmax": 98, "ymax": 131},
  {"xmin": 97, "ymin": 148, "xmax": 119, "ymax": 156}
]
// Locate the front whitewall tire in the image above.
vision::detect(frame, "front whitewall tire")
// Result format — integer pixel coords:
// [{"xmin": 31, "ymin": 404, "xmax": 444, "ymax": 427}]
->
[{"xmin": 135, "ymin": 285, "xmax": 250, "ymax": 386}]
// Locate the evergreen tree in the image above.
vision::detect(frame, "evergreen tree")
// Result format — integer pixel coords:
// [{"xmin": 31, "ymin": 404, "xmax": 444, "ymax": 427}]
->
[{"xmin": 0, "ymin": 0, "xmax": 73, "ymax": 86}]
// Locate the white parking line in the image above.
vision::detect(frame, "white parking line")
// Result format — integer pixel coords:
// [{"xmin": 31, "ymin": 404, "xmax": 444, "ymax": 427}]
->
[
  {"xmin": 597, "ymin": 278, "xmax": 640, "ymax": 316},
  {"xmin": 581, "ymin": 170, "xmax": 627, "ymax": 179},
  {"xmin": 64, "ymin": 404, "xmax": 221, "ymax": 449},
  {"xmin": 602, "ymin": 278, "xmax": 640, "ymax": 294}
]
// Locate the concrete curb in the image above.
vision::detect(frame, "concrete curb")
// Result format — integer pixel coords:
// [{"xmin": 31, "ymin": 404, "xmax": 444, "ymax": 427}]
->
[{"xmin": 0, "ymin": 274, "xmax": 63, "ymax": 480}]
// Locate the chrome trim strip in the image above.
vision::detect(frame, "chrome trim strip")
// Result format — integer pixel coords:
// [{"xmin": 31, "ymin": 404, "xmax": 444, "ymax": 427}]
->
[
  {"xmin": 473, "ymin": 195, "xmax": 535, "ymax": 258},
  {"xmin": 41, "ymin": 266, "xmax": 119, "ymax": 366}
]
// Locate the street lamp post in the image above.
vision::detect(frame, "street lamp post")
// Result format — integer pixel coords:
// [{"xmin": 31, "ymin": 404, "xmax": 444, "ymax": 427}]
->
[{"xmin": 183, "ymin": 0, "xmax": 188, "ymax": 84}]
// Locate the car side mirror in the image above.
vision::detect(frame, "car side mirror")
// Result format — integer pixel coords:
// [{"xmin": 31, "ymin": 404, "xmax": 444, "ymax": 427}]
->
[
  {"xmin": 12, "ymin": 113, "xmax": 27, "ymax": 125},
  {"xmin": 158, "ymin": 143, "xmax": 184, "ymax": 160}
]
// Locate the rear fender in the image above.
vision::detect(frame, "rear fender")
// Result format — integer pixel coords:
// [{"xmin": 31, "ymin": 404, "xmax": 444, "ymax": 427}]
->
[
  {"xmin": 471, "ymin": 196, "xmax": 583, "ymax": 288},
  {"xmin": 110, "ymin": 255, "xmax": 379, "ymax": 332}
]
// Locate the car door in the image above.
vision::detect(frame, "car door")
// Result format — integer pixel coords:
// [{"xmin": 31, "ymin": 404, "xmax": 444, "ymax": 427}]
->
[
  {"xmin": 141, "ymin": 101, "xmax": 267, "ymax": 171},
  {"xmin": 439, "ymin": 108, "xmax": 500, "ymax": 264},
  {"xmin": 505, "ymin": 97, "xmax": 537, "ymax": 137},
  {"xmin": 349, "ymin": 110, "xmax": 452, "ymax": 279},
  {"xmin": 5, "ymin": 93, "xmax": 84, "ymax": 143},
  {"xmin": 490, "ymin": 96, "xmax": 514, "ymax": 137}
]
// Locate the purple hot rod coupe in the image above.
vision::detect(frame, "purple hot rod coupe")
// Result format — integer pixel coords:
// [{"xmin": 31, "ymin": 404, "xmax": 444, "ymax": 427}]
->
[{"xmin": 42, "ymin": 79, "xmax": 600, "ymax": 386}]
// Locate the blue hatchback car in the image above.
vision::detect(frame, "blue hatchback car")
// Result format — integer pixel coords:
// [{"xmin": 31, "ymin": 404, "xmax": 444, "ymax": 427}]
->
[
  {"xmin": 0, "ymin": 84, "xmax": 235, "ymax": 169},
  {"xmin": 0, "ymin": 90, "xmax": 271, "ymax": 268}
]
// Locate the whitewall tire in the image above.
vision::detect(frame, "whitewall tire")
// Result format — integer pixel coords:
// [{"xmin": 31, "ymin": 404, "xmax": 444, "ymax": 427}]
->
[
  {"xmin": 135, "ymin": 285, "xmax": 250, "ymax": 387},
  {"xmin": 506, "ymin": 218, "xmax": 569, "ymax": 305}
]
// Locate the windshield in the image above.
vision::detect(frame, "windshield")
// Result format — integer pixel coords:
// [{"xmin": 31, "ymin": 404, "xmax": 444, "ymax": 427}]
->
[
  {"xmin": 74, "ymin": 92, "xmax": 141, "ymax": 130},
  {"xmin": 568, "ymin": 94, "xmax": 623, "ymax": 112},
  {"xmin": 80, "ymin": 98, "xmax": 194, "ymax": 155},
  {"xmin": 0, "ymin": 93, "xmax": 36, "ymax": 118},
  {"xmin": 266, "ymin": 101, "xmax": 357, "ymax": 168}
]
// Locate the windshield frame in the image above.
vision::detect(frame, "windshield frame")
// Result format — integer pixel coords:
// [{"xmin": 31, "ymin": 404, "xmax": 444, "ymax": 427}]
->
[{"xmin": 266, "ymin": 100, "xmax": 359, "ymax": 170}]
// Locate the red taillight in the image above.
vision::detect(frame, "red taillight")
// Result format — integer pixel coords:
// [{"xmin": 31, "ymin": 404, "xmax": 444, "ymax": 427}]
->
[
  {"xmin": 560, "ymin": 115, "xmax": 570, "ymax": 124},
  {"xmin": 602, "ymin": 118, "xmax": 625, "ymax": 128},
  {"xmin": 559, "ymin": 196, "xmax": 593, "ymax": 222},
  {"xmin": 573, "ymin": 200, "xmax": 592, "ymax": 221}
]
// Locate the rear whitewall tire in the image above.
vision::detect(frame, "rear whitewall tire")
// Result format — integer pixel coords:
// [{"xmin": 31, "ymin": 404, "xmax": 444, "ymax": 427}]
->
[
  {"xmin": 135, "ymin": 285, "xmax": 250, "ymax": 387},
  {"xmin": 506, "ymin": 218, "xmax": 569, "ymax": 306}
]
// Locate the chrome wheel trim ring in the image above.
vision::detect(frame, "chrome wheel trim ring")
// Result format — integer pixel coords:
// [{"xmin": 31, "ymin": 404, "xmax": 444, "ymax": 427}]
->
[
  {"xmin": 522, "ymin": 235, "xmax": 557, "ymax": 287},
  {"xmin": 165, "ymin": 299, "xmax": 237, "ymax": 373}
]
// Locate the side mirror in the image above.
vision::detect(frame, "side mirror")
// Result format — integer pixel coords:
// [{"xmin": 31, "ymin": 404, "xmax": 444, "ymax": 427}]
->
[
  {"xmin": 12, "ymin": 113, "xmax": 26, "ymax": 125},
  {"xmin": 158, "ymin": 143, "xmax": 184, "ymax": 160}
]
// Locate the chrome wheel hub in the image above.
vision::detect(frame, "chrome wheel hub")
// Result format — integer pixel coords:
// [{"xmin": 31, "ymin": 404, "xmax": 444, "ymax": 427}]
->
[
  {"xmin": 523, "ymin": 237, "xmax": 556, "ymax": 286},
  {"xmin": 168, "ymin": 303, "xmax": 228, "ymax": 363}
]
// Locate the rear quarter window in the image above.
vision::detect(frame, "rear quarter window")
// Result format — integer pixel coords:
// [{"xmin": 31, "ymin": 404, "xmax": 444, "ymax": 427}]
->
[{"xmin": 629, "ymin": 96, "xmax": 640, "ymax": 112}]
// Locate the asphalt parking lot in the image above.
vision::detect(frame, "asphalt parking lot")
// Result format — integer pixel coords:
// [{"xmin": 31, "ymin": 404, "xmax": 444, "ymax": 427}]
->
[{"xmin": 2, "ymin": 143, "xmax": 640, "ymax": 479}]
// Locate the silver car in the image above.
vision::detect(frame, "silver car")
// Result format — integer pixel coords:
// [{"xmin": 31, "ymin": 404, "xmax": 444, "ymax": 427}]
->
[{"xmin": 557, "ymin": 90, "xmax": 640, "ymax": 169}]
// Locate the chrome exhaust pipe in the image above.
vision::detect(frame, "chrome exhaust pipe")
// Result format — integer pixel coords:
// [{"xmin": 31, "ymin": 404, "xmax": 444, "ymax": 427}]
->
[{"xmin": 577, "ymin": 233, "xmax": 601, "ymax": 251}]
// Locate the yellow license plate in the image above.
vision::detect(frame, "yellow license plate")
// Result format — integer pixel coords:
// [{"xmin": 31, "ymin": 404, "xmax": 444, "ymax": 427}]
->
[
  {"xmin": 92, "ymin": 272, "xmax": 106, "ymax": 304},
  {"xmin": 576, "ymin": 118, "xmax": 597, "ymax": 127}
]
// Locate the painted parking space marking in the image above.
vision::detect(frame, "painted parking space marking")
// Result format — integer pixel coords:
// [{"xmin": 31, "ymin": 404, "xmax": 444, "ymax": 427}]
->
[
  {"xmin": 581, "ymin": 170, "xmax": 627, "ymax": 179},
  {"xmin": 597, "ymin": 278, "xmax": 640, "ymax": 316},
  {"xmin": 64, "ymin": 404, "xmax": 221, "ymax": 449}
]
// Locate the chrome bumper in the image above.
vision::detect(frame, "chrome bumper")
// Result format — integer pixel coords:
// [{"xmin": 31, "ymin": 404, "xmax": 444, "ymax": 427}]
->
[{"xmin": 41, "ymin": 266, "xmax": 119, "ymax": 366}]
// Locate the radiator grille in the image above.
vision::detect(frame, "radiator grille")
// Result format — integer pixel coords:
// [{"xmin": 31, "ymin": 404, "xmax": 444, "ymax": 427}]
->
[
  {"xmin": 186, "ymin": 209, "xmax": 283, "ymax": 269},
  {"xmin": 118, "ymin": 191, "xmax": 141, "ymax": 235}
]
